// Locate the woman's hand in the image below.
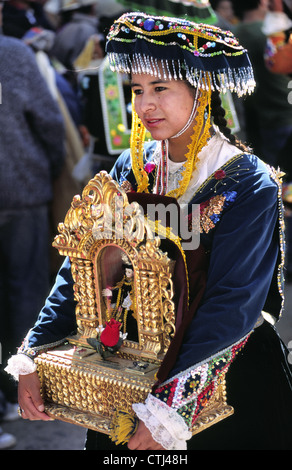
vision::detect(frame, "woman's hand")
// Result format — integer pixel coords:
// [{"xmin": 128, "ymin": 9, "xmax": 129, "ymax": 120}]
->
[
  {"xmin": 18, "ymin": 372, "xmax": 53, "ymax": 421},
  {"xmin": 127, "ymin": 420, "xmax": 165, "ymax": 450}
]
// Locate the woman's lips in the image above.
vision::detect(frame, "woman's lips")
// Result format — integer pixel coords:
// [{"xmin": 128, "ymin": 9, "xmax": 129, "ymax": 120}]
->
[{"xmin": 145, "ymin": 118, "xmax": 164, "ymax": 128}]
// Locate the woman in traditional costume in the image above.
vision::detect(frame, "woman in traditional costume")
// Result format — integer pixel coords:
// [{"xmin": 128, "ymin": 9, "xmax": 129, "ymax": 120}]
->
[{"xmin": 6, "ymin": 12, "xmax": 292, "ymax": 450}]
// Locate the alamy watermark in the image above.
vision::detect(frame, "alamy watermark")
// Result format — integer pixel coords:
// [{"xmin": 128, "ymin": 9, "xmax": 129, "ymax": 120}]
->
[
  {"xmin": 92, "ymin": 197, "xmax": 200, "ymax": 251},
  {"xmin": 288, "ymin": 81, "xmax": 292, "ymax": 104}
]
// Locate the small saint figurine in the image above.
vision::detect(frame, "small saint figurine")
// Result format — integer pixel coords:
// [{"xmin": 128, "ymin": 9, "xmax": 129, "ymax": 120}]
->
[{"xmin": 102, "ymin": 253, "xmax": 138, "ymax": 342}]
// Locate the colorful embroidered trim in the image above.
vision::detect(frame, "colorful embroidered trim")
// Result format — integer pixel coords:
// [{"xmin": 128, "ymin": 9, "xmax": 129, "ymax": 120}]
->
[
  {"xmin": 194, "ymin": 154, "xmax": 247, "ymax": 197},
  {"xmin": 153, "ymin": 334, "xmax": 250, "ymax": 429},
  {"xmin": 17, "ymin": 335, "xmax": 68, "ymax": 360},
  {"xmin": 165, "ymin": 86, "xmax": 212, "ymax": 200},
  {"xmin": 268, "ymin": 166, "xmax": 285, "ymax": 318},
  {"xmin": 106, "ymin": 12, "xmax": 255, "ymax": 97},
  {"xmin": 130, "ymin": 96, "xmax": 149, "ymax": 193}
]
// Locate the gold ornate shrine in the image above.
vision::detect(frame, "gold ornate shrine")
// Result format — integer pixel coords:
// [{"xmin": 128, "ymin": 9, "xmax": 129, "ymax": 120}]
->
[{"xmin": 35, "ymin": 171, "xmax": 233, "ymax": 438}]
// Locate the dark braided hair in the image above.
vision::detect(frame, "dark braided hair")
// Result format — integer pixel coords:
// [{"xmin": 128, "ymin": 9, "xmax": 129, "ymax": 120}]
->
[
  {"xmin": 210, "ymin": 90, "xmax": 249, "ymax": 152},
  {"xmin": 182, "ymin": 72, "xmax": 250, "ymax": 153}
]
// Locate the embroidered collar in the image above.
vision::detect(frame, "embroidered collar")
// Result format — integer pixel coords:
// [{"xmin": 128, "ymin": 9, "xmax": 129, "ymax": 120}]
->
[{"xmin": 147, "ymin": 128, "xmax": 241, "ymax": 203}]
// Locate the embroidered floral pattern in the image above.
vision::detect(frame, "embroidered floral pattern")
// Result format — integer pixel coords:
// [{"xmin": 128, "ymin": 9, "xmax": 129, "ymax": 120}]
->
[
  {"xmin": 214, "ymin": 169, "xmax": 226, "ymax": 180},
  {"xmin": 196, "ymin": 156, "xmax": 252, "ymax": 196},
  {"xmin": 153, "ymin": 335, "xmax": 250, "ymax": 429},
  {"xmin": 188, "ymin": 191, "xmax": 237, "ymax": 234}
]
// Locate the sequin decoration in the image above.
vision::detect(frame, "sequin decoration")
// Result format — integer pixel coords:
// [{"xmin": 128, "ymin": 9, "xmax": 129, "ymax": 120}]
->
[
  {"xmin": 106, "ymin": 12, "xmax": 256, "ymax": 97},
  {"xmin": 153, "ymin": 334, "xmax": 250, "ymax": 429},
  {"xmin": 267, "ymin": 165, "xmax": 285, "ymax": 318},
  {"xmin": 17, "ymin": 336, "xmax": 67, "ymax": 361},
  {"xmin": 188, "ymin": 191, "xmax": 237, "ymax": 234}
]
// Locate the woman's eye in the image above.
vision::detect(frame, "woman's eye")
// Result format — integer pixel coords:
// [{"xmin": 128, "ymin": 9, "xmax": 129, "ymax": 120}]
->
[
  {"xmin": 155, "ymin": 86, "xmax": 166, "ymax": 92},
  {"xmin": 133, "ymin": 88, "xmax": 143, "ymax": 95}
]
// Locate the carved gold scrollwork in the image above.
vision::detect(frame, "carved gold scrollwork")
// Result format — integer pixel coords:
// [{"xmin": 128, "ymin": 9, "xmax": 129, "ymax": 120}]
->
[{"xmin": 52, "ymin": 171, "xmax": 176, "ymax": 359}]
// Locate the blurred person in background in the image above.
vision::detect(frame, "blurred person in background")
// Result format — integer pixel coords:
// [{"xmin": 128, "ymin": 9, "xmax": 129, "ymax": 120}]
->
[
  {"xmin": 262, "ymin": 0, "xmax": 292, "ymax": 280},
  {"xmin": 2, "ymin": 0, "xmax": 55, "ymax": 38},
  {"xmin": 50, "ymin": 0, "xmax": 102, "ymax": 70},
  {"xmin": 231, "ymin": 0, "xmax": 292, "ymax": 167},
  {"xmin": 21, "ymin": 25, "xmax": 90, "ymax": 279},
  {"xmin": 0, "ymin": 0, "xmax": 64, "ymax": 433},
  {"xmin": 263, "ymin": 0, "xmax": 292, "ymax": 77},
  {"xmin": 210, "ymin": 0, "xmax": 238, "ymax": 29}
]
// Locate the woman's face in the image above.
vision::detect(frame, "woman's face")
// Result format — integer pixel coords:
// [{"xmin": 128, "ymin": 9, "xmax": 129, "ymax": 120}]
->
[{"xmin": 131, "ymin": 72, "xmax": 196, "ymax": 142}]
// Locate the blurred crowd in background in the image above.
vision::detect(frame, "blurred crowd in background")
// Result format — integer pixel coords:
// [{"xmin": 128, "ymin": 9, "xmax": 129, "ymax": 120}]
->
[{"xmin": 1, "ymin": 0, "xmax": 292, "ymax": 448}]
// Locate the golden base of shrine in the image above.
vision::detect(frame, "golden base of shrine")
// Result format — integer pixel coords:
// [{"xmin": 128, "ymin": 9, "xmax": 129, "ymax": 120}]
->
[{"xmin": 35, "ymin": 344, "xmax": 234, "ymax": 439}]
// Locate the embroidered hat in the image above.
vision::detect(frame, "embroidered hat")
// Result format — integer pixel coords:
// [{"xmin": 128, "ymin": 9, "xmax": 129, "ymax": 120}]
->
[{"xmin": 106, "ymin": 11, "xmax": 255, "ymax": 96}]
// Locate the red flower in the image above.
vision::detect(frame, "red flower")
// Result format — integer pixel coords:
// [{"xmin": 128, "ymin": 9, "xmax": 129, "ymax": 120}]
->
[
  {"xmin": 214, "ymin": 170, "xmax": 226, "ymax": 180},
  {"xmin": 100, "ymin": 319, "xmax": 121, "ymax": 347},
  {"xmin": 145, "ymin": 162, "xmax": 156, "ymax": 173}
]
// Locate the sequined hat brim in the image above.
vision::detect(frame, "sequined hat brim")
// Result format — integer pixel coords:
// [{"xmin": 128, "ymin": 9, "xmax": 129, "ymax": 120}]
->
[{"xmin": 106, "ymin": 12, "xmax": 256, "ymax": 96}]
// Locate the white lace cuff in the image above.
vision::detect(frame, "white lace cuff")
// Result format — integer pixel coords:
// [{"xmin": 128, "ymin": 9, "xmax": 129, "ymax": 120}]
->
[
  {"xmin": 5, "ymin": 354, "xmax": 37, "ymax": 381},
  {"xmin": 132, "ymin": 394, "xmax": 192, "ymax": 450}
]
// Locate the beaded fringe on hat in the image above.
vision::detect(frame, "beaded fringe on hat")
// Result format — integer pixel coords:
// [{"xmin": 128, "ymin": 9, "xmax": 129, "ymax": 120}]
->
[
  {"xmin": 106, "ymin": 12, "xmax": 256, "ymax": 98},
  {"xmin": 108, "ymin": 52, "xmax": 255, "ymax": 97}
]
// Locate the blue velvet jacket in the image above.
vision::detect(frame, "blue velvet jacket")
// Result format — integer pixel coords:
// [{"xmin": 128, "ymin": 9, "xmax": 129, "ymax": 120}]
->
[{"xmin": 20, "ymin": 141, "xmax": 284, "ymax": 428}]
